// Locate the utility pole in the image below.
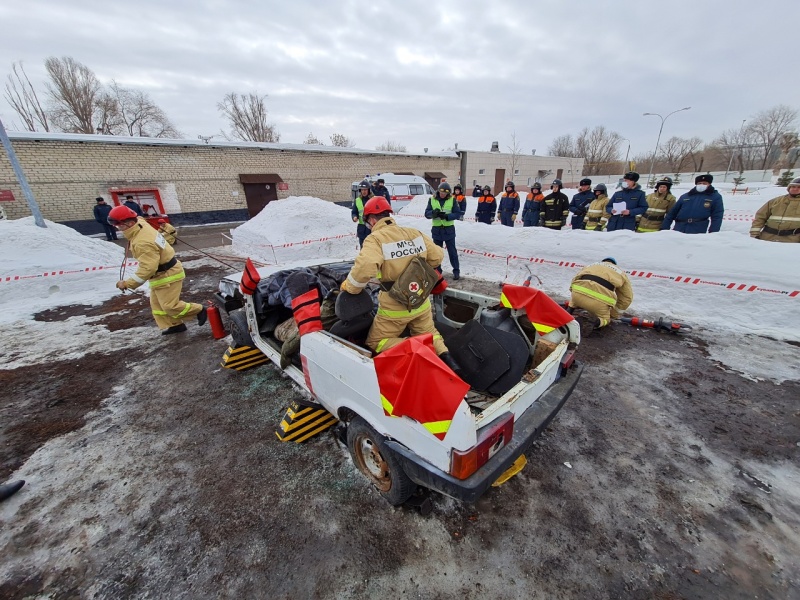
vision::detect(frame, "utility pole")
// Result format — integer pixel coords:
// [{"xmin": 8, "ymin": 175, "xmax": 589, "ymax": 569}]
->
[{"xmin": 0, "ymin": 117, "xmax": 46, "ymax": 227}]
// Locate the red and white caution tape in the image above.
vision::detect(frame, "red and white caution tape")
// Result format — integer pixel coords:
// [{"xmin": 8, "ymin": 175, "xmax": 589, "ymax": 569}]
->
[{"xmin": 2, "ymin": 261, "xmax": 139, "ymax": 283}]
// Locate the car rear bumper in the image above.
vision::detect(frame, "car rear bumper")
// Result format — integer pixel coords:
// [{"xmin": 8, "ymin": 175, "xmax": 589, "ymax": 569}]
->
[{"xmin": 385, "ymin": 362, "xmax": 583, "ymax": 503}]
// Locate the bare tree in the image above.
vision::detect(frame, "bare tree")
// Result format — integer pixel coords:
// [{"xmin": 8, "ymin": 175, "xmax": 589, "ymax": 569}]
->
[
  {"xmin": 376, "ymin": 140, "xmax": 407, "ymax": 152},
  {"xmin": 304, "ymin": 132, "xmax": 323, "ymax": 145},
  {"xmin": 4, "ymin": 62, "xmax": 49, "ymax": 131},
  {"xmin": 748, "ymin": 104, "xmax": 798, "ymax": 170},
  {"xmin": 217, "ymin": 92, "xmax": 280, "ymax": 142},
  {"xmin": 661, "ymin": 136, "xmax": 703, "ymax": 174},
  {"xmin": 548, "ymin": 134, "xmax": 578, "ymax": 157},
  {"xmin": 575, "ymin": 126, "xmax": 622, "ymax": 175},
  {"xmin": 506, "ymin": 132, "xmax": 523, "ymax": 180},
  {"xmin": 109, "ymin": 81, "xmax": 180, "ymax": 137},
  {"xmin": 44, "ymin": 56, "xmax": 101, "ymax": 133},
  {"xmin": 710, "ymin": 125, "xmax": 761, "ymax": 171},
  {"xmin": 330, "ymin": 133, "xmax": 355, "ymax": 148}
]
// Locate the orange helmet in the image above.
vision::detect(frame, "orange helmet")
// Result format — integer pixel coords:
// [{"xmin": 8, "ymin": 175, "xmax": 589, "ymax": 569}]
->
[
  {"xmin": 107, "ymin": 205, "xmax": 138, "ymax": 224},
  {"xmin": 363, "ymin": 197, "xmax": 393, "ymax": 217},
  {"xmin": 157, "ymin": 219, "xmax": 166, "ymax": 224}
]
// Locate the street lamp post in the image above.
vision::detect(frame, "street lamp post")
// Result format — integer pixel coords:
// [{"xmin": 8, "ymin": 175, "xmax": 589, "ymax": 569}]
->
[
  {"xmin": 620, "ymin": 138, "xmax": 631, "ymax": 175},
  {"xmin": 723, "ymin": 119, "xmax": 747, "ymax": 182},
  {"xmin": 644, "ymin": 107, "xmax": 691, "ymax": 188}
]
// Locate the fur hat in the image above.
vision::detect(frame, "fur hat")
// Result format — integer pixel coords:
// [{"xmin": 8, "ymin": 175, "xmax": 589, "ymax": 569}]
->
[{"xmin": 695, "ymin": 174, "xmax": 713, "ymax": 184}]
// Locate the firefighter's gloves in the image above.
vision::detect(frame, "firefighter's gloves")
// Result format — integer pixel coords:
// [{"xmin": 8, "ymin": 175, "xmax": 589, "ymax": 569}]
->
[
  {"xmin": 511, "ymin": 213, "xmax": 517, "ymax": 222},
  {"xmin": 115, "ymin": 280, "xmax": 128, "ymax": 290},
  {"xmin": 431, "ymin": 209, "xmax": 447, "ymax": 220}
]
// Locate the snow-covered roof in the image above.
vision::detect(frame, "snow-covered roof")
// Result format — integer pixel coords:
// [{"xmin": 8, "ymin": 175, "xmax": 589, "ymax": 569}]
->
[{"xmin": 7, "ymin": 131, "xmax": 458, "ymax": 159}]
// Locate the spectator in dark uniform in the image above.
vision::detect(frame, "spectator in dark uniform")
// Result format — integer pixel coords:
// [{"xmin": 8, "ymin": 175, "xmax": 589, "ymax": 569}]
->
[
  {"xmin": 472, "ymin": 184, "xmax": 482, "ymax": 198},
  {"xmin": 661, "ymin": 174, "xmax": 724, "ymax": 234},
  {"xmin": 93, "ymin": 197, "xmax": 117, "ymax": 240},
  {"xmin": 569, "ymin": 178, "xmax": 595, "ymax": 229},
  {"xmin": 606, "ymin": 172, "xmax": 648, "ymax": 232},
  {"xmin": 371, "ymin": 178, "xmax": 392, "ymax": 203},
  {"xmin": 123, "ymin": 196, "xmax": 144, "ymax": 217}
]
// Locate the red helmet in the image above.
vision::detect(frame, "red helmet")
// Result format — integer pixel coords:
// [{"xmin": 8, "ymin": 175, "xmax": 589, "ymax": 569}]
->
[
  {"xmin": 157, "ymin": 218, "xmax": 166, "ymax": 224},
  {"xmin": 107, "ymin": 205, "xmax": 138, "ymax": 224},
  {"xmin": 362, "ymin": 197, "xmax": 393, "ymax": 217}
]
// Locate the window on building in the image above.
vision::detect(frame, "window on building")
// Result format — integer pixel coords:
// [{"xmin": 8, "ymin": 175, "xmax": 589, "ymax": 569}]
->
[
  {"xmin": 514, "ymin": 169, "xmax": 520, "ymax": 175},
  {"xmin": 478, "ymin": 169, "xmax": 485, "ymax": 175}
]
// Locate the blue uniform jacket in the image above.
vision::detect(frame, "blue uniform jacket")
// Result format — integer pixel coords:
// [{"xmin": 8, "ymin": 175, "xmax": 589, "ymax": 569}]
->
[
  {"xmin": 425, "ymin": 195, "xmax": 463, "ymax": 240},
  {"xmin": 371, "ymin": 185, "xmax": 391, "ymax": 203},
  {"xmin": 661, "ymin": 187, "xmax": 724, "ymax": 233},
  {"xmin": 475, "ymin": 196, "xmax": 497, "ymax": 223},
  {"xmin": 93, "ymin": 203, "xmax": 112, "ymax": 223},
  {"xmin": 569, "ymin": 190, "xmax": 595, "ymax": 229},
  {"xmin": 124, "ymin": 200, "xmax": 144, "ymax": 216},
  {"xmin": 605, "ymin": 186, "xmax": 648, "ymax": 231},
  {"xmin": 497, "ymin": 193, "xmax": 520, "ymax": 214}
]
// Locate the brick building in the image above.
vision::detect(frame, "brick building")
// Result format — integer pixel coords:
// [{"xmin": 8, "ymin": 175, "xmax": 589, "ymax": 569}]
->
[{"xmin": 0, "ymin": 132, "xmax": 459, "ymax": 234}]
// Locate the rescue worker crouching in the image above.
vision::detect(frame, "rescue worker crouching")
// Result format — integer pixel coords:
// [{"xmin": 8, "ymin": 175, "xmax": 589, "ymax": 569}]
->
[
  {"xmin": 749, "ymin": 177, "xmax": 800, "ymax": 243},
  {"xmin": 341, "ymin": 197, "xmax": 460, "ymax": 372},
  {"xmin": 351, "ymin": 181, "xmax": 374, "ymax": 248},
  {"xmin": 569, "ymin": 257, "xmax": 633, "ymax": 332},
  {"xmin": 584, "ymin": 184, "xmax": 610, "ymax": 231},
  {"xmin": 108, "ymin": 205, "xmax": 206, "ymax": 335},
  {"xmin": 425, "ymin": 182, "xmax": 463, "ymax": 279},
  {"xmin": 639, "ymin": 177, "xmax": 677, "ymax": 232},
  {"xmin": 497, "ymin": 181, "xmax": 520, "ymax": 227},
  {"xmin": 475, "ymin": 185, "xmax": 497, "ymax": 224},
  {"xmin": 157, "ymin": 219, "xmax": 177, "ymax": 245}
]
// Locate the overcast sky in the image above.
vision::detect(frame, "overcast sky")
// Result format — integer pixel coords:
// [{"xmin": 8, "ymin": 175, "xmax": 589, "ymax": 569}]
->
[{"xmin": 1, "ymin": 0, "xmax": 797, "ymax": 159}]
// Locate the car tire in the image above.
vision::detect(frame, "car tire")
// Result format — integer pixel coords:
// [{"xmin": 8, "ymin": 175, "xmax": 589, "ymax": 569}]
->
[
  {"xmin": 228, "ymin": 308, "xmax": 254, "ymax": 348},
  {"xmin": 347, "ymin": 416, "xmax": 415, "ymax": 506}
]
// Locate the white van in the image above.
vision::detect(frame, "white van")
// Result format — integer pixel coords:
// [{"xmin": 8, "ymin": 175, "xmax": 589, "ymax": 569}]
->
[{"xmin": 351, "ymin": 174, "xmax": 435, "ymax": 211}]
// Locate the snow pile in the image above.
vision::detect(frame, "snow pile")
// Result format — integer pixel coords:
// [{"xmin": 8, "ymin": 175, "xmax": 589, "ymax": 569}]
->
[
  {"xmin": 0, "ymin": 217, "xmax": 123, "ymax": 276},
  {"xmin": 0, "ymin": 218, "xmax": 126, "ymax": 323},
  {"xmin": 231, "ymin": 196, "xmax": 359, "ymax": 264}
]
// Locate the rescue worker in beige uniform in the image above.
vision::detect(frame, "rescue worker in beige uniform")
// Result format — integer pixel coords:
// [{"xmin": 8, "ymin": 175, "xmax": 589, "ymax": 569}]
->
[
  {"xmin": 569, "ymin": 257, "xmax": 633, "ymax": 330},
  {"xmin": 750, "ymin": 177, "xmax": 800, "ymax": 243},
  {"xmin": 108, "ymin": 205, "xmax": 206, "ymax": 335},
  {"xmin": 584, "ymin": 183, "xmax": 610, "ymax": 231},
  {"xmin": 341, "ymin": 197, "xmax": 459, "ymax": 371},
  {"xmin": 638, "ymin": 177, "xmax": 677, "ymax": 232},
  {"xmin": 157, "ymin": 219, "xmax": 177, "ymax": 246}
]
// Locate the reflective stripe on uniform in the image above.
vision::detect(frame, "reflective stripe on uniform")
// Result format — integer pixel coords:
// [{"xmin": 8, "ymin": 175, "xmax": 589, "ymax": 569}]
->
[
  {"xmin": 646, "ymin": 208, "xmax": 667, "ymax": 214},
  {"xmin": 571, "ymin": 283, "xmax": 616, "ymax": 306},
  {"xmin": 176, "ymin": 303, "xmax": 194, "ymax": 317},
  {"xmin": 149, "ymin": 271, "xmax": 185, "ymax": 288},
  {"xmin": 377, "ymin": 298, "xmax": 431, "ymax": 318},
  {"xmin": 376, "ymin": 339, "xmax": 389, "ymax": 353},
  {"xmin": 131, "ymin": 273, "xmax": 146, "ymax": 284},
  {"xmin": 638, "ymin": 227, "xmax": 661, "ymax": 233},
  {"xmin": 152, "ymin": 310, "xmax": 168, "ymax": 316},
  {"xmin": 346, "ymin": 273, "xmax": 368, "ymax": 288}
]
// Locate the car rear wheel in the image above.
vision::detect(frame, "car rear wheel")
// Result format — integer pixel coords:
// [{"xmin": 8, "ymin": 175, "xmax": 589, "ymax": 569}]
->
[
  {"xmin": 228, "ymin": 308, "xmax": 254, "ymax": 347},
  {"xmin": 347, "ymin": 416, "xmax": 415, "ymax": 506}
]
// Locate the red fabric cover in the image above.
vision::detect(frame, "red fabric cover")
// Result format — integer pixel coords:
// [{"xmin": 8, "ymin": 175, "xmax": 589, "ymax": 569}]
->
[
  {"xmin": 431, "ymin": 277, "xmax": 448, "ymax": 295},
  {"xmin": 501, "ymin": 284, "xmax": 573, "ymax": 331},
  {"xmin": 240, "ymin": 258, "xmax": 261, "ymax": 296},
  {"xmin": 291, "ymin": 289, "xmax": 323, "ymax": 336},
  {"xmin": 374, "ymin": 334, "xmax": 470, "ymax": 440}
]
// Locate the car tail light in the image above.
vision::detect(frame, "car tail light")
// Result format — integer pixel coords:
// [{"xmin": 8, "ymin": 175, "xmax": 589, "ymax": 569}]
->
[{"xmin": 450, "ymin": 412, "xmax": 514, "ymax": 480}]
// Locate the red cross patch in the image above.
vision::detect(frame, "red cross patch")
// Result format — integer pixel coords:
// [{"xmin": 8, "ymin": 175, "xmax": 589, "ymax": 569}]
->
[{"xmin": 408, "ymin": 281, "xmax": 420, "ymax": 293}]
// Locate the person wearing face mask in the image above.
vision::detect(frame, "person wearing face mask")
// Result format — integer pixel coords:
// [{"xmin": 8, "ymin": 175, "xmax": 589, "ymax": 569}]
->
[
  {"xmin": 749, "ymin": 177, "xmax": 800, "ymax": 243},
  {"xmin": 638, "ymin": 177, "xmax": 677, "ymax": 232},
  {"xmin": 605, "ymin": 171, "xmax": 648, "ymax": 231},
  {"xmin": 661, "ymin": 174, "xmax": 724, "ymax": 234}
]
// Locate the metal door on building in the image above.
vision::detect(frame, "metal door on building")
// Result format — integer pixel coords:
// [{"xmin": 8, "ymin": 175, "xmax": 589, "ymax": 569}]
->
[
  {"xmin": 239, "ymin": 174, "xmax": 283, "ymax": 218},
  {"xmin": 494, "ymin": 169, "xmax": 506, "ymax": 194}
]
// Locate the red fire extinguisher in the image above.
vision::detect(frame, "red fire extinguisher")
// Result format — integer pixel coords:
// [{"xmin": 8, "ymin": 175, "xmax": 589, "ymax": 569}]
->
[{"xmin": 207, "ymin": 302, "xmax": 227, "ymax": 339}]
